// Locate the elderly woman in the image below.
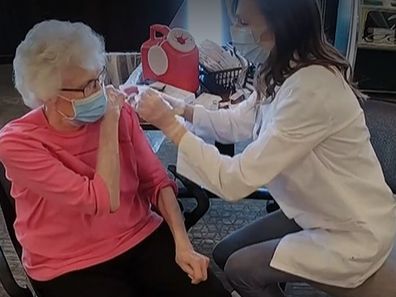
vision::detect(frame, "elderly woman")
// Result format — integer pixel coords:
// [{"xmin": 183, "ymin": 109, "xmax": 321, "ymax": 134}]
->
[{"xmin": 0, "ymin": 20, "xmax": 230, "ymax": 297}]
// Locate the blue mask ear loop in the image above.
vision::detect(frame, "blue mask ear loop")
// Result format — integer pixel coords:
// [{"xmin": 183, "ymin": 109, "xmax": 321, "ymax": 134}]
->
[
  {"xmin": 56, "ymin": 95, "xmax": 78, "ymax": 121},
  {"xmin": 101, "ymin": 82, "xmax": 109, "ymax": 109}
]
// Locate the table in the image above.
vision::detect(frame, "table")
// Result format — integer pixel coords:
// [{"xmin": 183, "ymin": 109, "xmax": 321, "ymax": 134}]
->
[{"xmin": 140, "ymin": 121, "xmax": 235, "ymax": 156}]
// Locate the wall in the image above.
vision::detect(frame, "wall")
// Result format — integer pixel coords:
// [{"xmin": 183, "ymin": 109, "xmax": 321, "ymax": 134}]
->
[{"xmin": 0, "ymin": 0, "xmax": 184, "ymax": 64}]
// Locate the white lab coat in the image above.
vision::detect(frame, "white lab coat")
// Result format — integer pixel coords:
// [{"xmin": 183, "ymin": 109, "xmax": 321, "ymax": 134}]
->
[{"xmin": 177, "ymin": 65, "xmax": 396, "ymax": 288}]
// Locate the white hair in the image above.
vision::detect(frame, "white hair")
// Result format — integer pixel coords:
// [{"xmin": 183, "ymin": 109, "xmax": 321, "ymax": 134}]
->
[{"xmin": 13, "ymin": 20, "xmax": 106, "ymax": 109}]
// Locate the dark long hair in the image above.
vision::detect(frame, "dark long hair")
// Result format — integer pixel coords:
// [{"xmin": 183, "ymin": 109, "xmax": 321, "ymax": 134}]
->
[{"xmin": 252, "ymin": 0, "xmax": 363, "ymax": 102}]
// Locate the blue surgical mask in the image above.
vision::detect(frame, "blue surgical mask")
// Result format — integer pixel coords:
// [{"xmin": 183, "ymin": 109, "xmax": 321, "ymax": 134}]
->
[
  {"xmin": 59, "ymin": 89, "xmax": 107, "ymax": 124},
  {"xmin": 230, "ymin": 25, "xmax": 270, "ymax": 65}
]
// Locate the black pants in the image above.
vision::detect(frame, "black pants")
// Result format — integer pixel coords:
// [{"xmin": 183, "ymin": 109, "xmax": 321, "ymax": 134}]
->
[{"xmin": 31, "ymin": 223, "xmax": 230, "ymax": 297}]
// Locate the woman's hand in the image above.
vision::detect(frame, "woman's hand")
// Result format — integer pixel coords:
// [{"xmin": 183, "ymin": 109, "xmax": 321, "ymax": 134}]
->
[
  {"xmin": 161, "ymin": 93, "xmax": 186, "ymax": 116},
  {"xmin": 136, "ymin": 88, "xmax": 188, "ymax": 144},
  {"xmin": 136, "ymin": 88, "xmax": 175, "ymax": 128},
  {"xmin": 104, "ymin": 85, "xmax": 126, "ymax": 121},
  {"xmin": 175, "ymin": 244, "xmax": 210, "ymax": 285}
]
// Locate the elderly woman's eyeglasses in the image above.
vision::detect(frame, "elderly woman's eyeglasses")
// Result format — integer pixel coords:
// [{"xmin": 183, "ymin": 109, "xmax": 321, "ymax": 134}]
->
[{"xmin": 60, "ymin": 67, "xmax": 107, "ymax": 97}]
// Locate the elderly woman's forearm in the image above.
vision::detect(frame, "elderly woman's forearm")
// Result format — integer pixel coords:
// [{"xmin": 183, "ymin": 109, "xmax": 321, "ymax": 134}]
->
[
  {"xmin": 97, "ymin": 117, "xmax": 120, "ymax": 212},
  {"xmin": 157, "ymin": 187, "xmax": 191, "ymax": 249}
]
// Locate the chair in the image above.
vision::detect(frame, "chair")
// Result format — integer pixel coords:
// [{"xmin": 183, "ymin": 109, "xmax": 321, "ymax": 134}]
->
[
  {"xmin": 0, "ymin": 164, "xmax": 31, "ymax": 297},
  {"xmin": 177, "ymin": 184, "xmax": 278, "ymax": 213},
  {"xmin": 0, "ymin": 162, "xmax": 209, "ymax": 297},
  {"xmin": 363, "ymin": 99, "xmax": 396, "ymax": 193}
]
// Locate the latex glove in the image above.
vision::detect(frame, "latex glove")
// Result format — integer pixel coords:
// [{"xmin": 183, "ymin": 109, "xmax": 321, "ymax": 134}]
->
[
  {"xmin": 175, "ymin": 246, "xmax": 210, "ymax": 285},
  {"xmin": 121, "ymin": 85, "xmax": 185, "ymax": 115},
  {"xmin": 136, "ymin": 88, "xmax": 174, "ymax": 128},
  {"xmin": 119, "ymin": 85, "xmax": 139, "ymax": 107},
  {"xmin": 160, "ymin": 93, "xmax": 186, "ymax": 116},
  {"xmin": 136, "ymin": 88, "xmax": 187, "ymax": 144}
]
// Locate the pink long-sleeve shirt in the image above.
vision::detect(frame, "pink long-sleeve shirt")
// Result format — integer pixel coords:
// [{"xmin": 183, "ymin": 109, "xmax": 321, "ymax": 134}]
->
[{"xmin": 0, "ymin": 104, "xmax": 176, "ymax": 281}]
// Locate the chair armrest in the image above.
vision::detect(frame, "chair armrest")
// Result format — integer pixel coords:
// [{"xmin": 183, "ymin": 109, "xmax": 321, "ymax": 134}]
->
[
  {"xmin": 168, "ymin": 165, "xmax": 210, "ymax": 230},
  {"xmin": 179, "ymin": 185, "xmax": 274, "ymax": 200},
  {"xmin": 0, "ymin": 246, "xmax": 33, "ymax": 297}
]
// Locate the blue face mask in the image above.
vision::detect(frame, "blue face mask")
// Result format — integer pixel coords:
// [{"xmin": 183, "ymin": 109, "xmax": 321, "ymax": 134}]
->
[
  {"xmin": 230, "ymin": 25, "xmax": 271, "ymax": 65},
  {"xmin": 59, "ymin": 89, "xmax": 107, "ymax": 124}
]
